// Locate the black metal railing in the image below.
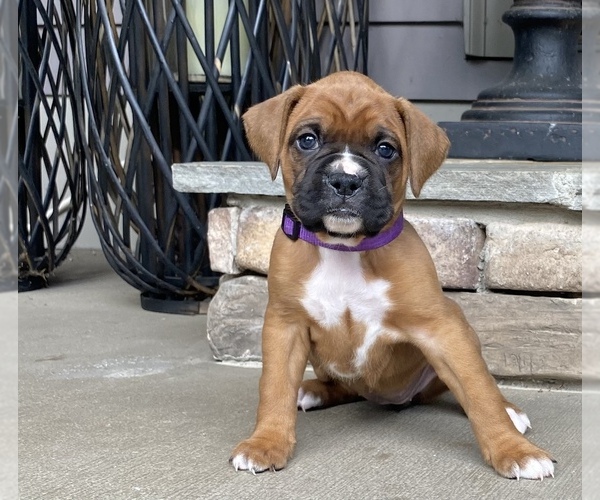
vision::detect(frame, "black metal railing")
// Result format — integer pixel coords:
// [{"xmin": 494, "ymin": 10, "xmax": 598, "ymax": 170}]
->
[
  {"xmin": 0, "ymin": 0, "xmax": 18, "ymax": 291},
  {"xmin": 78, "ymin": 0, "xmax": 368, "ymax": 313},
  {"xmin": 18, "ymin": 0, "xmax": 87, "ymax": 291}
]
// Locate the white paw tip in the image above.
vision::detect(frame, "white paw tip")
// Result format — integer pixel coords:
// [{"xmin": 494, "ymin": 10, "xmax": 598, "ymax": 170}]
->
[
  {"xmin": 230, "ymin": 454, "xmax": 266, "ymax": 474},
  {"xmin": 506, "ymin": 407, "xmax": 532, "ymax": 434},
  {"xmin": 297, "ymin": 388, "xmax": 322, "ymax": 412},
  {"xmin": 514, "ymin": 457, "xmax": 555, "ymax": 480}
]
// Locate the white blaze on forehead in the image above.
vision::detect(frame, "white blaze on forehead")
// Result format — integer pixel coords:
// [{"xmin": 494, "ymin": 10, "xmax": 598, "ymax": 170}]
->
[{"xmin": 330, "ymin": 146, "xmax": 364, "ymax": 175}]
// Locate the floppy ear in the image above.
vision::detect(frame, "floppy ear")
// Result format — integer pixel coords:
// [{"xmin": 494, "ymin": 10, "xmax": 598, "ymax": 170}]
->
[
  {"xmin": 396, "ymin": 98, "xmax": 450, "ymax": 198},
  {"xmin": 242, "ymin": 85, "xmax": 306, "ymax": 180}
]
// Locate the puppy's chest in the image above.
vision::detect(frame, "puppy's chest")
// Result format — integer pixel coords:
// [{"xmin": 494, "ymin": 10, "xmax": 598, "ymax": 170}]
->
[{"xmin": 300, "ymin": 249, "xmax": 398, "ymax": 373}]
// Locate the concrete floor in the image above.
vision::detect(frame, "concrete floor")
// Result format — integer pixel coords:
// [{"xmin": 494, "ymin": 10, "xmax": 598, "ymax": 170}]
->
[{"xmin": 19, "ymin": 250, "xmax": 582, "ymax": 499}]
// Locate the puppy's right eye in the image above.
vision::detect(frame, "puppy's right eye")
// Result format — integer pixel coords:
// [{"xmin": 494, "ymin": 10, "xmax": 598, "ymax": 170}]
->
[
  {"xmin": 376, "ymin": 142, "xmax": 397, "ymax": 160},
  {"xmin": 296, "ymin": 133, "xmax": 319, "ymax": 151}
]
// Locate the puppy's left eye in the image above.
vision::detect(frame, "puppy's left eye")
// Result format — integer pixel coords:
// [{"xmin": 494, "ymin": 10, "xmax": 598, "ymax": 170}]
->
[
  {"xmin": 376, "ymin": 142, "xmax": 396, "ymax": 159},
  {"xmin": 296, "ymin": 133, "xmax": 319, "ymax": 151}
]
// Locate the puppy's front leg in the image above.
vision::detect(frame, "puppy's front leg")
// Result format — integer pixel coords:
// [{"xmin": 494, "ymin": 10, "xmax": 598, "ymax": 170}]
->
[
  {"xmin": 231, "ymin": 307, "xmax": 310, "ymax": 473},
  {"xmin": 417, "ymin": 299, "xmax": 554, "ymax": 480}
]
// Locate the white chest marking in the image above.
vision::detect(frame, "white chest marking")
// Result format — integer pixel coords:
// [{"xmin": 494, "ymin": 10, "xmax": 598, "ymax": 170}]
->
[{"xmin": 301, "ymin": 248, "xmax": 393, "ymax": 370}]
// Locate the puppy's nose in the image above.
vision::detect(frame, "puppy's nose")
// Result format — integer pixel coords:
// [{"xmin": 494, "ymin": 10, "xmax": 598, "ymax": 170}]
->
[{"xmin": 326, "ymin": 172, "xmax": 363, "ymax": 198}]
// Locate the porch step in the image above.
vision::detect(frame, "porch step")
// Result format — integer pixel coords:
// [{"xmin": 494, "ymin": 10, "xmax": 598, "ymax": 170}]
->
[{"xmin": 171, "ymin": 159, "xmax": 590, "ymax": 381}]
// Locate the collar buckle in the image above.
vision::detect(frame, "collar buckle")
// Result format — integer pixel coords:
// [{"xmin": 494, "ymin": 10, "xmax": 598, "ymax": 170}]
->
[{"xmin": 282, "ymin": 204, "xmax": 301, "ymax": 241}]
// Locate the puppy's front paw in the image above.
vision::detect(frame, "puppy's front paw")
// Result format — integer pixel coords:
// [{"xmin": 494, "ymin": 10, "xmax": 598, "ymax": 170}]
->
[
  {"xmin": 230, "ymin": 434, "xmax": 293, "ymax": 474},
  {"xmin": 489, "ymin": 437, "xmax": 555, "ymax": 480}
]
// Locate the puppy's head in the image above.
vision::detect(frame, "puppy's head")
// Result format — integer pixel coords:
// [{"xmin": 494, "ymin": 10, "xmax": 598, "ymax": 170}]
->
[{"xmin": 243, "ymin": 71, "xmax": 449, "ymax": 243}]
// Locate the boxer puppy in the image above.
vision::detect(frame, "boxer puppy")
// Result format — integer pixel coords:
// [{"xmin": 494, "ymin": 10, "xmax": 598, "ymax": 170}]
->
[{"xmin": 230, "ymin": 71, "xmax": 554, "ymax": 480}]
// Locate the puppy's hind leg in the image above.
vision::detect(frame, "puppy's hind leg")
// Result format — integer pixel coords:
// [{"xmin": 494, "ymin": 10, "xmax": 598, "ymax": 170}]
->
[
  {"xmin": 298, "ymin": 378, "xmax": 363, "ymax": 411},
  {"xmin": 503, "ymin": 399, "xmax": 532, "ymax": 435}
]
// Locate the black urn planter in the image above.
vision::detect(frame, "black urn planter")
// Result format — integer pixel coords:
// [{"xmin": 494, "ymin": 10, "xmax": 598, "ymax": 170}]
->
[{"xmin": 440, "ymin": 0, "xmax": 582, "ymax": 161}]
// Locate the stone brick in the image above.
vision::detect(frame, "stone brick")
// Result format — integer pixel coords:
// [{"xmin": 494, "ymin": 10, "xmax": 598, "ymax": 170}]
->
[
  {"xmin": 228, "ymin": 207, "xmax": 485, "ymax": 284},
  {"xmin": 235, "ymin": 206, "xmax": 281, "ymax": 274},
  {"xmin": 583, "ymin": 220, "xmax": 600, "ymax": 293},
  {"xmin": 484, "ymin": 222, "xmax": 581, "ymax": 292},
  {"xmin": 452, "ymin": 293, "xmax": 581, "ymax": 380},
  {"xmin": 205, "ymin": 274, "xmax": 581, "ymax": 379},
  {"xmin": 583, "ymin": 164, "xmax": 600, "ymax": 211},
  {"xmin": 583, "ymin": 298, "xmax": 600, "ymax": 381},
  {"xmin": 407, "ymin": 216, "xmax": 484, "ymax": 290},
  {"xmin": 206, "ymin": 275, "xmax": 267, "ymax": 362},
  {"xmin": 207, "ymin": 207, "xmax": 241, "ymax": 274}
]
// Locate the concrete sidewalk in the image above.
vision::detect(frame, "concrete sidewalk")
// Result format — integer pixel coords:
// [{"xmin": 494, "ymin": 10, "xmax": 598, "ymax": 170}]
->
[{"xmin": 19, "ymin": 250, "xmax": 582, "ymax": 499}]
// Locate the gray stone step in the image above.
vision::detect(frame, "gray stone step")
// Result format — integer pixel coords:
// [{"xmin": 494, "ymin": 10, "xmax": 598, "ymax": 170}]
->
[{"xmin": 173, "ymin": 159, "xmax": 582, "ymax": 210}]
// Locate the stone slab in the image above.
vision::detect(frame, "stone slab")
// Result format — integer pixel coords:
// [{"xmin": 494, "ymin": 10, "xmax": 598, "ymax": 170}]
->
[
  {"xmin": 484, "ymin": 222, "xmax": 581, "ymax": 293},
  {"xmin": 172, "ymin": 160, "xmax": 582, "ymax": 210},
  {"xmin": 206, "ymin": 275, "xmax": 581, "ymax": 379},
  {"xmin": 417, "ymin": 161, "xmax": 581, "ymax": 210},
  {"xmin": 173, "ymin": 161, "xmax": 284, "ymax": 196}
]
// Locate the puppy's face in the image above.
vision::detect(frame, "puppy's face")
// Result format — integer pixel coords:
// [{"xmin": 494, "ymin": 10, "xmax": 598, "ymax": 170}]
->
[
  {"xmin": 285, "ymin": 99, "xmax": 400, "ymax": 238},
  {"xmin": 243, "ymin": 72, "xmax": 449, "ymax": 242}
]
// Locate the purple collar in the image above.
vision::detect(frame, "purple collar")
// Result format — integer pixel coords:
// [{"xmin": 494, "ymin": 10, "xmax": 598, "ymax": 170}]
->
[{"xmin": 281, "ymin": 205, "xmax": 404, "ymax": 252}]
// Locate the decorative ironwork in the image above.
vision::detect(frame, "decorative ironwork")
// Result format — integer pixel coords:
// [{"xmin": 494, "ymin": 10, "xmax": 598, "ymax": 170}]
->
[
  {"xmin": 77, "ymin": 0, "xmax": 368, "ymax": 313},
  {"xmin": 18, "ymin": 0, "xmax": 87, "ymax": 291},
  {"xmin": 0, "ymin": 0, "xmax": 18, "ymax": 291}
]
